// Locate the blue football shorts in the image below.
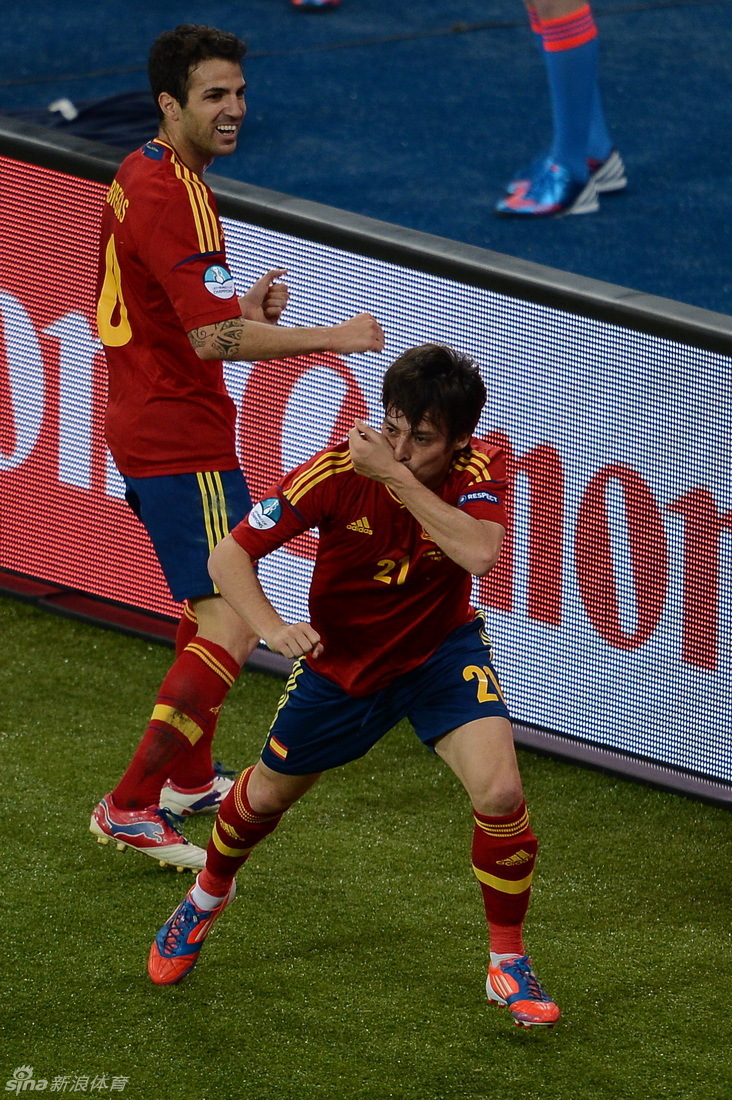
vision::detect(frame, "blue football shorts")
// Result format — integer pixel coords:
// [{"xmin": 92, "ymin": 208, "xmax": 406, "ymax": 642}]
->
[
  {"xmin": 123, "ymin": 468, "xmax": 252, "ymax": 603},
  {"xmin": 260, "ymin": 613, "xmax": 511, "ymax": 775}
]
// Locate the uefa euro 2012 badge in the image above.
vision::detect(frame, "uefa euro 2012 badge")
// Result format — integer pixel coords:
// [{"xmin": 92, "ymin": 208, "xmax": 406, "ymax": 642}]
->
[
  {"xmin": 202, "ymin": 264, "xmax": 236, "ymax": 299},
  {"xmin": 4, "ymin": 1066, "xmax": 131, "ymax": 1092},
  {"xmin": 248, "ymin": 498, "xmax": 282, "ymax": 530}
]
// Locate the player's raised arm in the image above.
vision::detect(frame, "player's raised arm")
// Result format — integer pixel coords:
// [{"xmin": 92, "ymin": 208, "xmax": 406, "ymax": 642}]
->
[
  {"xmin": 208, "ymin": 534, "xmax": 323, "ymax": 659},
  {"xmin": 189, "ymin": 311, "xmax": 385, "ymax": 362},
  {"xmin": 349, "ymin": 420, "xmax": 504, "ymax": 577}
]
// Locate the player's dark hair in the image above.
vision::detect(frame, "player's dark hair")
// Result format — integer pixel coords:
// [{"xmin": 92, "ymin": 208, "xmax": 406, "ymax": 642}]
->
[
  {"xmin": 382, "ymin": 344, "xmax": 487, "ymax": 444},
  {"xmin": 148, "ymin": 25, "xmax": 247, "ymax": 119}
]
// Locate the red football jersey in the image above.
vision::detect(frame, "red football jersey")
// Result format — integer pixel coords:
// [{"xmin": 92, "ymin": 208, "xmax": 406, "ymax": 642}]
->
[
  {"xmin": 97, "ymin": 139, "xmax": 243, "ymax": 477},
  {"xmin": 232, "ymin": 439, "xmax": 508, "ymax": 696}
]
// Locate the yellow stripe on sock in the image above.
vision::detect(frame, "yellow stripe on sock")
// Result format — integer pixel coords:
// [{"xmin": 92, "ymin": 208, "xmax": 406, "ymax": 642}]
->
[
  {"xmin": 472, "ymin": 865, "xmax": 534, "ymax": 894},
  {"xmin": 473, "ymin": 810, "xmax": 530, "ymax": 838},
  {"xmin": 186, "ymin": 641, "xmax": 236, "ymax": 687},
  {"xmin": 212, "ymin": 825, "xmax": 253, "ymax": 859},
  {"xmin": 151, "ymin": 704, "xmax": 203, "ymax": 746}
]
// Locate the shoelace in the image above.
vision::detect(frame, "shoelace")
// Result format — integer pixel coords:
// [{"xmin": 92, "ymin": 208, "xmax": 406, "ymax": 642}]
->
[
  {"xmin": 155, "ymin": 806, "xmax": 187, "ymax": 832},
  {"xmin": 504, "ymin": 958, "xmax": 549, "ymax": 1002},
  {"xmin": 162, "ymin": 898, "xmax": 201, "ymax": 953},
  {"xmin": 213, "ymin": 760, "xmax": 237, "ymax": 779}
]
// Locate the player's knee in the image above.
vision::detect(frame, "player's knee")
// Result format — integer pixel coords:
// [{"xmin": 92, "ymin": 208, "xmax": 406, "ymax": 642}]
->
[
  {"xmin": 471, "ymin": 777, "xmax": 523, "ymax": 817},
  {"xmin": 247, "ymin": 765, "xmax": 316, "ymax": 815}
]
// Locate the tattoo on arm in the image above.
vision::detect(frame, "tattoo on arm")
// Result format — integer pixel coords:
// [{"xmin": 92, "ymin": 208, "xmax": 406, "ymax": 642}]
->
[
  {"xmin": 187, "ymin": 318, "xmax": 245, "ymax": 359},
  {"xmin": 187, "ymin": 327, "xmax": 208, "ymax": 351},
  {"xmin": 212, "ymin": 318, "xmax": 245, "ymax": 359}
]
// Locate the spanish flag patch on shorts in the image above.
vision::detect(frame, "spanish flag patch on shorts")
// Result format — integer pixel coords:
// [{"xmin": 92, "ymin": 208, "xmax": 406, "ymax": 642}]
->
[{"xmin": 268, "ymin": 735, "xmax": 288, "ymax": 760}]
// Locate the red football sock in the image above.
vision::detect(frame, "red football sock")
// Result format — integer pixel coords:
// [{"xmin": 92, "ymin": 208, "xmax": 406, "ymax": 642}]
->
[
  {"xmin": 112, "ymin": 639, "xmax": 241, "ymax": 809},
  {"xmin": 202, "ymin": 766, "xmax": 285, "ymax": 888},
  {"xmin": 472, "ymin": 801, "xmax": 537, "ymax": 957},
  {"xmin": 175, "ymin": 600, "xmax": 199, "ymax": 657}
]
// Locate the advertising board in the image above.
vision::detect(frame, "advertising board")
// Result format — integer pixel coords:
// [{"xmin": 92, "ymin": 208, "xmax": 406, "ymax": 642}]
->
[{"xmin": 1, "ymin": 153, "xmax": 730, "ymax": 791}]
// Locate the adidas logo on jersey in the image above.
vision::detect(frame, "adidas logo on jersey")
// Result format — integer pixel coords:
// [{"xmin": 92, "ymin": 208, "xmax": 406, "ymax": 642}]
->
[
  {"xmin": 347, "ymin": 516, "xmax": 373, "ymax": 535},
  {"xmin": 496, "ymin": 849, "xmax": 533, "ymax": 867}
]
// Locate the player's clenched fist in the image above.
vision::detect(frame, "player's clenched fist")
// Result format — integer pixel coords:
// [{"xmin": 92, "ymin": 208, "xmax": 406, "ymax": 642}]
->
[
  {"xmin": 239, "ymin": 269, "xmax": 289, "ymax": 325},
  {"xmin": 331, "ymin": 313, "xmax": 385, "ymax": 354},
  {"xmin": 267, "ymin": 622, "xmax": 324, "ymax": 659}
]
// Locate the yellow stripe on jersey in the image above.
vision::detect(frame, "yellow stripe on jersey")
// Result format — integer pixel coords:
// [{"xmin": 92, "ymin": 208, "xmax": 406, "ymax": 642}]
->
[
  {"xmin": 285, "ymin": 450, "xmax": 353, "ymax": 508},
  {"xmin": 151, "ymin": 704, "xmax": 203, "ymax": 746},
  {"xmin": 196, "ymin": 471, "xmax": 229, "ymax": 551},
  {"xmin": 454, "ymin": 450, "xmax": 495, "ymax": 484},
  {"xmin": 172, "ymin": 158, "xmax": 220, "ymax": 253},
  {"xmin": 472, "ymin": 865, "xmax": 534, "ymax": 894},
  {"xmin": 185, "ymin": 641, "xmax": 237, "ymax": 688},
  {"xmin": 473, "ymin": 808, "xmax": 530, "ymax": 838}
]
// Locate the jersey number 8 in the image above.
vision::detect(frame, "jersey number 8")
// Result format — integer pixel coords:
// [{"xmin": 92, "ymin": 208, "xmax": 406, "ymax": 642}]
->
[{"xmin": 97, "ymin": 235, "xmax": 132, "ymax": 348}]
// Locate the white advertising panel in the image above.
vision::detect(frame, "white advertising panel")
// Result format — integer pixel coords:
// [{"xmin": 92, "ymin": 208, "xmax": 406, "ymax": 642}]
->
[{"xmin": 1, "ymin": 154, "xmax": 730, "ymax": 785}]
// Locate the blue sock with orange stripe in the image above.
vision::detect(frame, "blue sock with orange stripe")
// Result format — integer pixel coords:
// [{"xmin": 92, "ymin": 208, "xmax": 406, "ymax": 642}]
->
[
  {"xmin": 472, "ymin": 801, "xmax": 537, "ymax": 956},
  {"xmin": 201, "ymin": 766, "xmax": 285, "ymax": 890},
  {"xmin": 112, "ymin": 639, "xmax": 241, "ymax": 809},
  {"xmin": 540, "ymin": 3, "xmax": 600, "ymax": 181},
  {"xmin": 526, "ymin": 3, "xmax": 612, "ymax": 166}
]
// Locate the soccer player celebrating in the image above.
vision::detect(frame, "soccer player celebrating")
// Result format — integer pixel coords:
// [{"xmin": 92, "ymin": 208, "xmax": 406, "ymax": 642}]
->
[
  {"xmin": 90, "ymin": 24, "xmax": 384, "ymax": 870},
  {"xmin": 147, "ymin": 343, "xmax": 560, "ymax": 1030}
]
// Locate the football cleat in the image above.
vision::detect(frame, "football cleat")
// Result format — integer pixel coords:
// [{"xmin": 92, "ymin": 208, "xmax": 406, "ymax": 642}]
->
[
  {"xmin": 487, "ymin": 955, "xmax": 560, "ymax": 1028},
  {"xmin": 503, "ymin": 153, "xmax": 549, "ymax": 198},
  {"xmin": 586, "ymin": 148, "xmax": 627, "ymax": 193},
  {"xmin": 495, "ymin": 161, "xmax": 598, "ymax": 217},
  {"xmin": 90, "ymin": 794, "xmax": 206, "ymax": 871},
  {"xmin": 505, "ymin": 149, "xmax": 626, "ymax": 198},
  {"xmin": 148, "ymin": 881, "xmax": 236, "ymax": 985},
  {"xmin": 159, "ymin": 763, "xmax": 236, "ymax": 817}
]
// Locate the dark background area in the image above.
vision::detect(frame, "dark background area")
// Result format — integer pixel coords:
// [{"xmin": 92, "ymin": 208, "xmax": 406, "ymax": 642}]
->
[{"xmin": 2, "ymin": 0, "xmax": 731, "ymax": 314}]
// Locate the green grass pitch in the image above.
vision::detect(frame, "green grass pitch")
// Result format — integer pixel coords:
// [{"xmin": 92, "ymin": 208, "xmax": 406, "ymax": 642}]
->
[{"xmin": 1, "ymin": 595, "xmax": 730, "ymax": 1100}]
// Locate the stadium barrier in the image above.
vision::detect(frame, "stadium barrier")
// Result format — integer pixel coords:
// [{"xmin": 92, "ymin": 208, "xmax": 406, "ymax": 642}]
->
[{"xmin": 1, "ymin": 115, "xmax": 730, "ymax": 807}]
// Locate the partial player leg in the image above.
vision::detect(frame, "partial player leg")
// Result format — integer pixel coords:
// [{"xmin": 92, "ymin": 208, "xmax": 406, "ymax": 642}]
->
[
  {"xmin": 161, "ymin": 594, "xmax": 260, "ymax": 810},
  {"xmin": 111, "ymin": 596, "xmax": 256, "ymax": 807},
  {"xmin": 434, "ymin": 717, "xmax": 560, "ymax": 1028},
  {"xmin": 91, "ymin": 597, "xmax": 258, "ymax": 865},
  {"xmin": 504, "ymin": 3, "xmax": 623, "ymax": 196},
  {"xmin": 496, "ymin": 0, "xmax": 607, "ymax": 215},
  {"xmin": 91, "ymin": 468, "xmax": 258, "ymax": 864},
  {"xmin": 148, "ymin": 761, "xmax": 320, "ymax": 984}
]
